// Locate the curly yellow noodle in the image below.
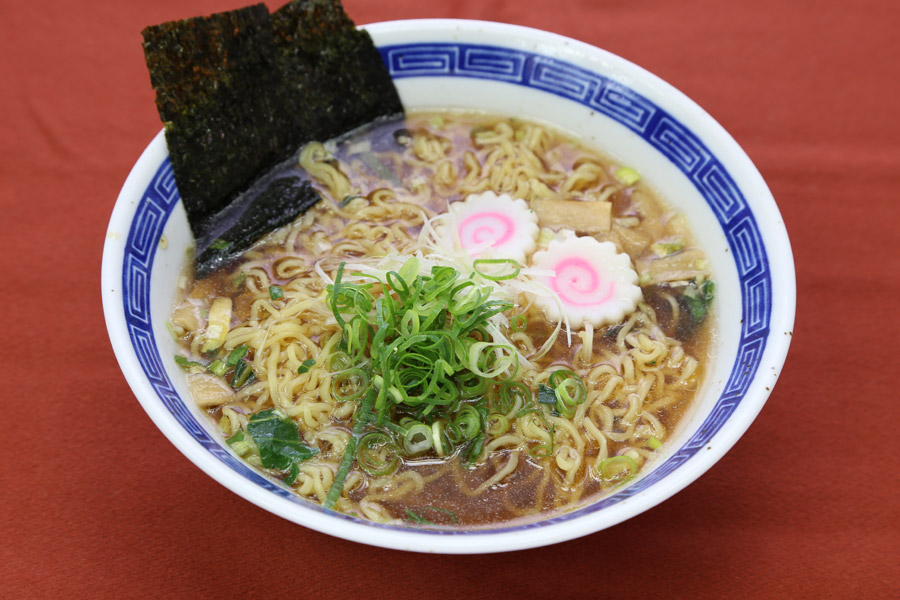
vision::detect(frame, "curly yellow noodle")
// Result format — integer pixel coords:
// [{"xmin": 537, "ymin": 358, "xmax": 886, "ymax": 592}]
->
[
  {"xmin": 359, "ymin": 499, "xmax": 394, "ymax": 524},
  {"xmin": 295, "ymin": 464, "xmax": 335, "ymax": 503},
  {"xmin": 473, "ymin": 451, "xmax": 520, "ymax": 495},
  {"xmin": 175, "ymin": 112, "xmax": 712, "ymax": 526},
  {"xmin": 484, "ymin": 434, "xmax": 524, "ymax": 452},
  {"xmin": 299, "ymin": 141, "xmax": 353, "ymax": 200}
]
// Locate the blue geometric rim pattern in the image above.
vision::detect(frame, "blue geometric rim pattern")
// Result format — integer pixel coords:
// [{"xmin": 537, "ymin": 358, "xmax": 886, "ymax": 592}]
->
[{"xmin": 123, "ymin": 42, "xmax": 771, "ymax": 535}]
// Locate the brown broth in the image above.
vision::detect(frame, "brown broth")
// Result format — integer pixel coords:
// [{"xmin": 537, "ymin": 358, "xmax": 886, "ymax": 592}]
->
[{"xmin": 173, "ymin": 110, "xmax": 715, "ymax": 528}]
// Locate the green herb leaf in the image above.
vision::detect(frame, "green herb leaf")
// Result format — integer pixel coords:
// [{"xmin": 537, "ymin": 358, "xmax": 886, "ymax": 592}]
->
[
  {"xmin": 537, "ymin": 383, "xmax": 557, "ymax": 405},
  {"xmin": 247, "ymin": 409, "xmax": 318, "ymax": 471},
  {"xmin": 225, "ymin": 431, "xmax": 245, "ymax": 446},
  {"xmin": 284, "ymin": 462, "xmax": 300, "ymax": 486},
  {"xmin": 683, "ymin": 279, "xmax": 716, "ymax": 323},
  {"xmin": 174, "ymin": 354, "xmax": 206, "ymax": 371},
  {"xmin": 269, "ymin": 285, "xmax": 284, "ymax": 300}
]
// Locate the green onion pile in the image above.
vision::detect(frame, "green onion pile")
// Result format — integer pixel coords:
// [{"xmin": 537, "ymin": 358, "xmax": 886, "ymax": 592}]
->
[{"xmin": 321, "ymin": 257, "xmax": 590, "ymax": 509}]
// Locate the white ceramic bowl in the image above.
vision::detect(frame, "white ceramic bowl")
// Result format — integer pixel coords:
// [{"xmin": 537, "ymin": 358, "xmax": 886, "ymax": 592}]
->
[{"xmin": 102, "ymin": 19, "xmax": 795, "ymax": 553}]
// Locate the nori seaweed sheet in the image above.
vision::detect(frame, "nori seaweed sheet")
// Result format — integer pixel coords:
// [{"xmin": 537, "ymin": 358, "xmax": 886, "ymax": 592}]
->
[
  {"xmin": 272, "ymin": 0, "xmax": 404, "ymax": 145},
  {"xmin": 142, "ymin": 5, "xmax": 283, "ymax": 238},
  {"xmin": 141, "ymin": 0, "xmax": 404, "ymax": 275},
  {"xmin": 194, "ymin": 175, "xmax": 320, "ymax": 279}
]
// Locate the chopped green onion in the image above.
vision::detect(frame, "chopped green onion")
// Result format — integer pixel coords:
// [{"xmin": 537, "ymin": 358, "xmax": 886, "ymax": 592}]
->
[
  {"xmin": 599, "ymin": 455, "xmax": 638, "ymax": 484},
  {"xmin": 269, "ymin": 285, "xmax": 284, "ymax": 300},
  {"xmin": 225, "ymin": 431, "xmax": 245, "ymax": 446},
  {"xmin": 331, "ymin": 368, "xmax": 369, "ymax": 402},
  {"xmin": 404, "ymin": 509, "xmax": 433, "ymax": 526},
  {"xmin": 297, "ymin": 358, "xmax": 316, "ymax": 374},
  {"xmin": 225, "ymin": 344, "xmax": 249, "ymax": 366},
  {"xmin": 403, "ymin": 506, "xmax": 459, "ymax": 527},
  {"xmin": 422, "ymin": 505, "xmax": 458, "ymax": 524},
  {"xmin": 323, "ymin": 390, "xmax": 375, "ymax": 510},
  {"xmin": 510, "ymin": 314, "xmax": 528, "ymax": 332},
  {"xmin": 467, "ymin": 341, "xmax": 518, "ymax": 379},
  {"xmin": 486, "ymin": 413, "xmax": 509, "ymax": 435},
  {"xmin": 648, "ymin": 436, "xmax": 662, "ymax": 450},
  {"xmin": 208, "ymin": 359, "xmax": 228, "ymax": 377},
  {"xmin": 327, "ymin": 351, "xmax": 354, "ymax": 372},
  {"xmin": 448, "ymin": 281, "xmax": 484, "ymax": 315},
  {"xmin": 397, "ymin": 257, "xmax": 420, "ymax": 285},
  {"xmin": 356, "ymin": 431, "xmax": 400, "ymax": 476},
  {"xmin": 455, "ymin": 371, "xmax": 488, "ymax": 398},
  {"xmin": 321, "ymin": 259, "xmax": 537, "ymax": 472},
  {"xmin": 174, "ymin": 354, "xmax": 205, "ymax": 371},
  {"xmin": 231, "ymin": 361, "xmax": 254, "ymax": 389},
  {"xmin": 402, "ymin": 422, "xmax": 434, "ymax": 454},
  {"xmin": 454, "ymin": 405, "xmax": 482, "ymax": 441},
  {"xmin": 548, "ymin": 369, "xmax": 587, "ymax": 418},
  {"xmin": 462, "ymin": 433, "xmax": 484, "ymax": 466},
  {"xmin": 497, "ymin": 380, "xmax": 530, "ymax": 414},
  {"xmin": 210, "ymin": 238, "xmax": 230, "ymax": 251},
  {"xmin": 473, "ymin": 258, "xmax": 521, "ymax": 281}
]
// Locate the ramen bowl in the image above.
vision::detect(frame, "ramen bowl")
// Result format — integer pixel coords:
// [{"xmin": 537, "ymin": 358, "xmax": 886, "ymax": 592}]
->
[{"xmin": 102, "ymin": 19, "xmax": 795, "ymax": 553}]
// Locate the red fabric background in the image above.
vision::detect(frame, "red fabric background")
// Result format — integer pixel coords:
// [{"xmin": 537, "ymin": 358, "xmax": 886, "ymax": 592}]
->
[{"xmin": 2, "ymin": 0, "xmax": 897, "ymax": 597}]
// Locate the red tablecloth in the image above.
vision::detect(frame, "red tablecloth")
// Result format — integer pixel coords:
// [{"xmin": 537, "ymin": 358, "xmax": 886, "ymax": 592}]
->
[{"xmin": 3, "ymin": 0, "xmax": 897, "ymax": 597}]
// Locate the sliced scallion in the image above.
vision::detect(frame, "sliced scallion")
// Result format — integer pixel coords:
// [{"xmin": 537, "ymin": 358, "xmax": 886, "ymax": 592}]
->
[
  {"xmin": 402, "ymin": 422, "xmax": 434, "ymax": 455},
  {"xmin": 473, "ymin": 258, "xmax": 521, "ymax": 281},
  {"xmin": 174, "ymin": 354, "xmax": 206, "ymax": 371},
  {"xmin": 231, "ymin": 361, "xmax": 255, "ymax": 389},
  {"xmin": 356, "ymin": 431, "xmax": 400, "ymax": 476},
  {"xmin": 599, "ymin": 455, "xmax": 638, "ymax": 484},
  {"xmin": 331, "ymin": 368, "xmax": 369, "ymax": 402},
  {"xmin": 208, "ymin": 359, "xmax": 228, "ymax": 377},
  {"xmin": 510, "ymin": 314, "xmax": 528, "ymax": 332},
  {"xmin": 225, "ymin": 344, "xmax": 249, "ymax": 366}
]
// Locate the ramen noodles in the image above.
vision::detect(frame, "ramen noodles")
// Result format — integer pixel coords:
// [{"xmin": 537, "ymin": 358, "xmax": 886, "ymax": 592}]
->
[{"xmin": 169, "ymin": 111, "xmax": 715, "ymax": 527}]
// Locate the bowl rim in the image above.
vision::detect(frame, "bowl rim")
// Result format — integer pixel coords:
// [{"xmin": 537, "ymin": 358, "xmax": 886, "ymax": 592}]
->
[{"xmin": 102, "ymin": 18, "xmax": 795, "ymax": 553}]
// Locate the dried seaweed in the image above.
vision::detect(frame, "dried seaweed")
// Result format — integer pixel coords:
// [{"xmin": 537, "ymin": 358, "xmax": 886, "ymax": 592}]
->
[
  {"xmin": 272, "ymin": 0, "xmax": 404, "ymax": 145},
  {"xmin": 193, "ymin": 160, "xmax": 321, "ymax": 279},
  {"xmin": 142, "ymin": 5, "xmax": 282, "ymax": 237},
  {"xmin": 141, "ymin": 0, "xmax": 404, "ymax": 274}
]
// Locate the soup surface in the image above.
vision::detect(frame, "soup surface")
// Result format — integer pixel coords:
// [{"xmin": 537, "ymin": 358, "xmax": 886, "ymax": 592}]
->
[{"xmin": 170, "ymin": 111, "xmax": 715, "ymax": 528}]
